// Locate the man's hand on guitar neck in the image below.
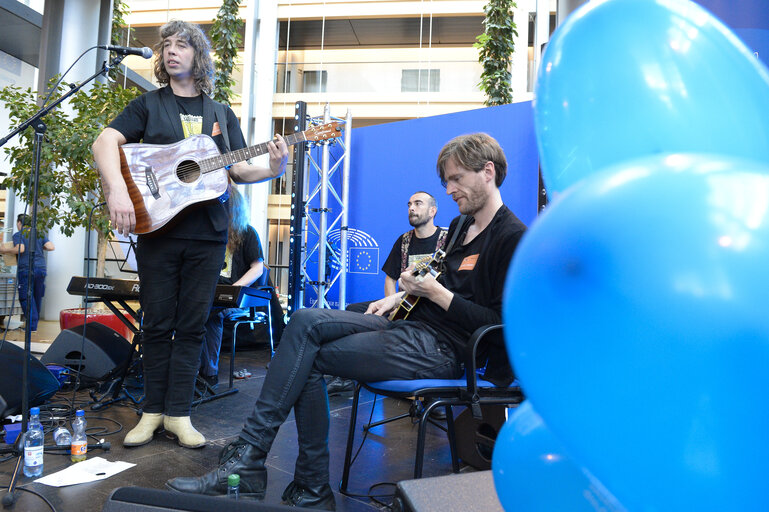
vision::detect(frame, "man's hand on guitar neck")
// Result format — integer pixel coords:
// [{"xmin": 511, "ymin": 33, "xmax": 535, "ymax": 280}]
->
[
  {"xmin": 399, "ymin": 270, "xmax": 454, "ymax": 312},
  {"xmin": 229, "ymin": 134, "xmax": 289, "ymax": 184}
]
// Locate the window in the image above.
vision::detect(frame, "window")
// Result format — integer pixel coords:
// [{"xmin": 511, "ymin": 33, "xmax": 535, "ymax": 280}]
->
[
  {"xmin": 401, "ymin": 69, "xmax": 440, "ymax": 92},
  {"xmin": 302, "ymin": 70, "xmax": 327, "ymax": 93}
]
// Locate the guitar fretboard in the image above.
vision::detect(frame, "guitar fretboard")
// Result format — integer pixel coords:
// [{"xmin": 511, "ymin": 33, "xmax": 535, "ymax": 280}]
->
[{"xmin": 199, "ymin": 131, "xmax": 308, "ymax": 173}]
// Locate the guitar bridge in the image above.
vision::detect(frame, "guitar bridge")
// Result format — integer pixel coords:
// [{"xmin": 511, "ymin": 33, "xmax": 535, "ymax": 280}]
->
[{"xmin": 143, "ymin": 166, "xmax": 161, "ymax": 199}]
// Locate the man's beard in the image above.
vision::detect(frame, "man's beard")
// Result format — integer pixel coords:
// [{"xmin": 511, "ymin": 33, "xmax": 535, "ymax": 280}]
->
[{"xmin": 409, "ymin": 213, "xmax": 430, "ymax": 228}]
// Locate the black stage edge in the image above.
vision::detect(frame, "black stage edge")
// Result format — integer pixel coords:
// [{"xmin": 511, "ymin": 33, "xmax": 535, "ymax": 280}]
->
[{"xmin": 103, "ymin": 486, "xmax": 295, "ymax": 511}]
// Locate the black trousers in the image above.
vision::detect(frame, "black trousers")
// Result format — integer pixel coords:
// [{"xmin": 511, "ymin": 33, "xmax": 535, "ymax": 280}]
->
[
  {"xmin": 239, "ymin": 308, "xmax": 461, "ymax": 486},
  {"xmin": 136, "ymin": 236, "xmax": 225, "ymax": 417}
]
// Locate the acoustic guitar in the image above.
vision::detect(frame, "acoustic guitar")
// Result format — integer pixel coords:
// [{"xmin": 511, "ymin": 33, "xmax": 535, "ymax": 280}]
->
[
  {"xmin": 117, "ymin": 122, "xmax": 342, "ymax": 234},
  {"xmin": 389, "ymin": 249, "xmax": 446, "ymax": 321}
]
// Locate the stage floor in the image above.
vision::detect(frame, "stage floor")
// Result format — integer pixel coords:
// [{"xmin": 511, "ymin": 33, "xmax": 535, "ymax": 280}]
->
[{"xmin": 1, "ymin": 337, "xmax": 473, "ymax": 511}]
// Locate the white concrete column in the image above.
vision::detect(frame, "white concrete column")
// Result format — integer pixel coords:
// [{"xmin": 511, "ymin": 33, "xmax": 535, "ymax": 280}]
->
[
  {"xmin": 244, "ymin": 0, "xmax": 279, "ymax": 252},
  {"xmin": 512, "ymin": 0, "xmax": 532, "ymax": 99},
  {"xmin": 43, "ymin": 0, "xmax": 111, "ymax": 321}
]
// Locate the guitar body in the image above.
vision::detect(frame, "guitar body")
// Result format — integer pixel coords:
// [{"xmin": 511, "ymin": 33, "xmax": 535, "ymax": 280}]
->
[{"xmin": 119, "ymin": 134, "xmax": 228, "ymax": 234}]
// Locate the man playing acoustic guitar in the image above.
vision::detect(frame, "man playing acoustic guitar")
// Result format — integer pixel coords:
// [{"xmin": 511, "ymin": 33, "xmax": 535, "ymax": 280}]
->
[
  {"xmin": 92, "ymin": 20, "xmax": 288, "ymax": 449},
  {"xmin": 166, "ymin": 132, "xmax": 527, "ymax": 509}
]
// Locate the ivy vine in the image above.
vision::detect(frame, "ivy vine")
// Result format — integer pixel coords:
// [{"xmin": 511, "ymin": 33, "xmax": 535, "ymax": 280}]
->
[{"xmin": 474, "ymin": 0, "xmax": 518, "ymax": 106}]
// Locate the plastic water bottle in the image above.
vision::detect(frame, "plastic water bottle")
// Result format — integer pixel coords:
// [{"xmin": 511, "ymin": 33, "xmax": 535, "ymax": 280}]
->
[
  {"xmin": 23, "ymin": 407, "xmax": 44, "ymax": 477},
  {"xmin": 227, "ymin": 473, "xmax": 240, "ymax": 499},
  {"xmin": 53, "ymin": 425, "xmax": 72, "ymax": 447},
  {"xmin": 70, "ymin": 410, "xmax": 87, "ymax": 462}
]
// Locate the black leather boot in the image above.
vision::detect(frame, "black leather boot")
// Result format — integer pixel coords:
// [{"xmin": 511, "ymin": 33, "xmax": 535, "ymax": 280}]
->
[
  {"xmin": 281, "ymin": 480, "xmax": 336, "ymax": 510},
  {"xmin": 166, "ymin": 439, "xmax": 267, "ymax": 498}
]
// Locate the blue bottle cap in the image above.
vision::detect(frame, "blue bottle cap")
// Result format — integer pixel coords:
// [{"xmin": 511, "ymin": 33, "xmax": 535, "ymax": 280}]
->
[
  {"xmin": 30, "ymin": 407, "xmax": 40, "ymax": 415},
  {"xmin": 76, "ymin": 409, "xmax": 84, "ymax": 417}
]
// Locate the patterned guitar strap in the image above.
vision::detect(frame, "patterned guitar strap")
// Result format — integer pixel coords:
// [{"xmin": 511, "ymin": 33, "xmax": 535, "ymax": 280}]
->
[{"xmin": 400, "ymin": 222, "xmax": 457, "ymax": 272}]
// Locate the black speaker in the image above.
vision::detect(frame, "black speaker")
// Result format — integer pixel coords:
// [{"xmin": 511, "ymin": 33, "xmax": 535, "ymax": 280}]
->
[
  {"xmin": 41, "ymin": 322, "xmax": 133, "ymax": 380},
  {"xmin": 453, "ymin": 405, "xmax": 507, "ymax": 470},
  {"xmin": 0, "ymin": 341, "xmax": 60, "ymax": 415},
  {"xmin": 392, "ymin": 471, "xmax": 503, "ymax": 512},
  {"xmin": 103, "ymin": 487, "xmax": 295, "ymax": 511}
]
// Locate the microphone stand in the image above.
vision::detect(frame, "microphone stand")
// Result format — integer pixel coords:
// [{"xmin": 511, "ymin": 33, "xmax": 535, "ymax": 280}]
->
[{"xmin": 0, "ymin": 53, "xmax": 126, "ymax": 509}]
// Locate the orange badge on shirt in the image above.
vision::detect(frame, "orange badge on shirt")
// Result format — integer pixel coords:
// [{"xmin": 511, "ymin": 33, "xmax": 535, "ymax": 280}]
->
[
  {"xmin": 458, "ymin": 254, "xmax": 479, "ymax": 271},
  {"xmin": 212, "ymin": 122, "xmax": 222, "ymax": 136}
]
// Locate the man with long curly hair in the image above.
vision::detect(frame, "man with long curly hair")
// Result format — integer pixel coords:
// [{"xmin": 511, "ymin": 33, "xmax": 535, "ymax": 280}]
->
[{"xmin": 92, "ymin": 20, "xmax": 288, "ymax": 449}]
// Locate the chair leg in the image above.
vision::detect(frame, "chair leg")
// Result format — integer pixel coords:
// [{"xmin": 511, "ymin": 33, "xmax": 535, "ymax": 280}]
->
[
  {"xmin": 340, "ymin": 382, "xmax": 362, "ymax": 494},
  {"xmin": 445, "ymin": 405, "xmax": 460, "ymax": 473},
  {"xmin": 266, "ymin": 303, "xmax": 274, "ymax": 358},
  {"xmin": 414, "ymin": 399, "xmax": 442, "ymax": 478},
  {"xmin": 229, "ymin": 322, "xmax": 239, "ymax": 390}
]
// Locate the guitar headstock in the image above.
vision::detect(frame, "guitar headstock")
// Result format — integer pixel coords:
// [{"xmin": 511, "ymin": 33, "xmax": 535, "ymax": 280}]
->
[{"xmin": 304, "ymin": 121, "xmax": 343, "ymax": 141}]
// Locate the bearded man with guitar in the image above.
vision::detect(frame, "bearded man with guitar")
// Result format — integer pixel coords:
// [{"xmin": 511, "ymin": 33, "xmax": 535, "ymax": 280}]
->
[
  {"xmin": 166, "ymin": 132, "xmax": 527, "ymax": 509},
  {"xmin": 92, "ymin": 20, "xmax": 289, "ymax": 449}
]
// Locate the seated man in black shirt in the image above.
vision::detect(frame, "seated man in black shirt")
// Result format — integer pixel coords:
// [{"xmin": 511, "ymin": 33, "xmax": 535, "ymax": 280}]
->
[
  {"xmin": 382, "ymin": 191, "xmax": 448, "ymax": 296},
  {"xmin": 167, "ymin": 133, "xmax": 527, "ymax": 510}
]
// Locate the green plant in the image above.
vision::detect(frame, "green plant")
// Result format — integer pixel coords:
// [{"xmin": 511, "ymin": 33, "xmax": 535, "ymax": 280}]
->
[
  {"xmin": 210, "ymin": 0, "xmax": 244, "ymax": 105},
  {"xmin": 474, "ymin": 0, "xmax": 518, "ymax": 106},
  {"xmin": 0, "ymin": 80, "xmax": 140, "ymax": 239}
]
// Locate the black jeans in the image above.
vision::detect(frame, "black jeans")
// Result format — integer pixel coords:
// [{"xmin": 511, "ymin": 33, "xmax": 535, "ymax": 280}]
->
[
  {"xmin": 136, "ymin": 236, "xmax": 225, "ymax": 417},
  {"xmin": 239, "ymin": 308, "xmax": 461, "ymax": 486}
]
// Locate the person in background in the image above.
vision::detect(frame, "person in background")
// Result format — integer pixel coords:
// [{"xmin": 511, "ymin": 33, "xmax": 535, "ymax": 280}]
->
[
  {"xmin": 92, "ymin": 19, "xmax": 287, "ymax": 449},
  {"xmin": 0, "ymin": 214, "xmax": 55, "ymax": 332},
  {"xmin": 199, "ymin": 184, "xmax": 264, "ymax": 388}
]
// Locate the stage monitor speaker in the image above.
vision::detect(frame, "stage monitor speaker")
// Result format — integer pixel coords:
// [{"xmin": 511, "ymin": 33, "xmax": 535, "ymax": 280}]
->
[
  {"xmin": 0, "ymin": 341, "xmax": 60, "ymax": 415},
  {"xmin": 41, "ymin": 322, "xmax": 133, "ymax": 381},
  {"xmin": 103, "ymin": 487, "xmax": 295, "ymax": 511},
  {"xmin": 392, "ymin": 471, "xmax": 503, "ymax": 512},
  {"xmin": 453, "ymin": 404, "xmax": 507, "ymax": 470}
]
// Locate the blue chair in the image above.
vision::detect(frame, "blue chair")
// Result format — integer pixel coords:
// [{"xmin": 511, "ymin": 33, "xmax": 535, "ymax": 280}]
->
[
  {"xmin": 224, "ymin": 267, "xmax": 275, "ymax": 390},
  {"xmin": 339, "ymin": 324, "xmax": 523, "ymax": 492}
]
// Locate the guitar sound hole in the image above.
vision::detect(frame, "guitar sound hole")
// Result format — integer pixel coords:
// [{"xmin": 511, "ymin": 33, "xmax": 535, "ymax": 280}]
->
[{"xmin": 177, "ymin": 160, "xmax": 201, "ymax": 183}]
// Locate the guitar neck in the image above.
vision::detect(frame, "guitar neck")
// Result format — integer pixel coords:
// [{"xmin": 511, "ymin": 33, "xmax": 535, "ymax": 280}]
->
[{"xmin": 199, "ymin": 131, "xmax": 308, "ymax": 174}]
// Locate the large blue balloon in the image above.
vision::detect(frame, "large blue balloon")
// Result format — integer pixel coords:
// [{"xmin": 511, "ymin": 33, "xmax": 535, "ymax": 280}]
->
[
  {"xmin": 535, "ymin": 0, "xmax": 769, "ymax": 194},
  {"xmin": 492, "ymin": 401, "xmax": 624, "ymax": 512},
  {"xmin": 504, "ymin": 154, "xmax": 769, "ymax": 511}
]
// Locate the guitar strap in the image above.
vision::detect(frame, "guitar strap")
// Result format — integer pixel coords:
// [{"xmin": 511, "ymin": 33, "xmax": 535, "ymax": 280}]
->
[
  {"xmin": 213, "ymin": 101, "xmax": 231, "ymax": 153},
  {"xmin": 443, "ymin": 215, "xmax": 468, "ymax": 256}
]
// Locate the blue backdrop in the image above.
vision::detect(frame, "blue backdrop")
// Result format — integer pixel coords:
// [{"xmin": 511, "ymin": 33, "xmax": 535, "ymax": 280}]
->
[
  {"xmin": 303, "ymin": 101, "xmax": 540, "ymax": 308},
  {"xmin": 694, "ymin": 0, "xmax": 769, "ymax": 66}
]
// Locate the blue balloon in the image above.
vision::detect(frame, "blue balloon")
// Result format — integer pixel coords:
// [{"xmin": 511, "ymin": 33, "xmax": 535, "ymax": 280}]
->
[
  {"xmin": 492, "ymin": 401, "xmax": 624, "ymax": 512},
  {"xmin": 504, "ymin": 154, "xmax": 769, "ymax": 511},
  {"xmin": 535, "ymin": 0, "xmax": 769, "ymax": 194}
]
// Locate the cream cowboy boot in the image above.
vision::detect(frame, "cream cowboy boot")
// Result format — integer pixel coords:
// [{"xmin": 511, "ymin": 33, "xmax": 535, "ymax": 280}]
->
[
  {"xmin": 163, "ymin": 416, "xmax": 206, "ymax": 448},
  {"xmin": 123, "ymin": 412, "xmax": 164, "ymax": 447}
]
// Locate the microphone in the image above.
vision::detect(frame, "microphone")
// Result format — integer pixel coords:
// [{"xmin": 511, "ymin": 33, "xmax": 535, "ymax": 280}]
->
[{"xmin": 99, "ymin": 45, "xmax": 153, "ymax": 59}]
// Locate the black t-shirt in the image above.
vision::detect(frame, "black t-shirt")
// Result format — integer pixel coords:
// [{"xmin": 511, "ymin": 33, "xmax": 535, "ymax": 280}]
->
[
  {"xmin": 108, "ymin": 89, "xmax": 247, "ymax": 242},
  {"xmin": 408, "ymin": 225, "xmax": 490, "ymax": 348},
  {"xmin": 219, "ymin": 225, "xmax": 264, "ymax": 285},
  {"xmin": 381, "ymin": 229, "xmax": 445, "ymax": 280}
]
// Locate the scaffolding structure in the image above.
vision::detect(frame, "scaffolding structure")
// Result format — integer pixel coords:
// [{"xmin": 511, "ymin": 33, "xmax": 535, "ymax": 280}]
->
[{"xmin": 287, "ymin": 102, "xmax": 352, "ymax": 315}]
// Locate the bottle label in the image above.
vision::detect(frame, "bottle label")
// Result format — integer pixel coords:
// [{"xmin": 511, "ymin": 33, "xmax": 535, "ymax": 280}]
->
[
  {"xmin": 71, "ymin": 441, "xmax": 87, "ymax": 457},
  {"xmin": 25, "ymin": 446, "xmax": 43, "ymax": 466}
]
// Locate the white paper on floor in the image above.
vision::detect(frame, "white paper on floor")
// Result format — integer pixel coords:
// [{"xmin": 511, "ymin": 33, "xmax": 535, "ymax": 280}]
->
[{"xmin": 35, "ymin": 457, "xmax": 136, "ymax": 487}]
